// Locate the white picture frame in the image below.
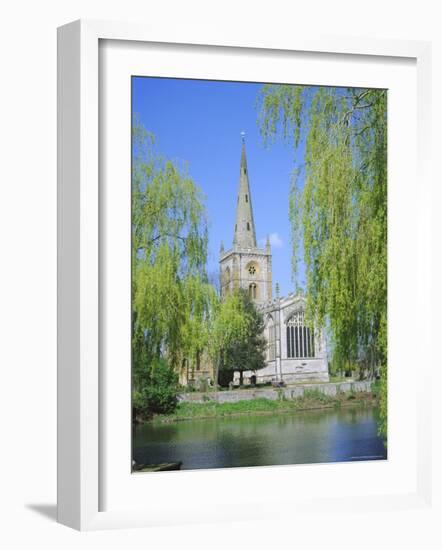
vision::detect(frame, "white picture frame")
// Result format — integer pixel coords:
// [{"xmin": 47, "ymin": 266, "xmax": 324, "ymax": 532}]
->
[{"xmin": 57, "ymin": 19, "xmax": 432, "ymax": 531}]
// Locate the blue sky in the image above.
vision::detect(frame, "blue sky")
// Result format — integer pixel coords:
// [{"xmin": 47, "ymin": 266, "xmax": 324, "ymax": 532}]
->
[{"xmin": 132, "ymin": 77, "xmax": 306, "ymax": 296}]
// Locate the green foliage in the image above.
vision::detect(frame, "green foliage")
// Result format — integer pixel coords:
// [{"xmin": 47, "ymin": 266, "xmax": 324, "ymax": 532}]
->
[
  {"xmin": 302, "ymin": 388, "xmax": 333, "ymax": 404},
  {"xmin": 218, "ymin": 289, "xmax": 267, "ymax": 385},
  {"xmin": 370, "ymin": 379, "xmax": 380, "ymax": 398},
  {"xmin": 132, "ymin": 119, "xmax": 215, "ymax": 394},
  {"xmin": 206, "ymin": 290, "xmax": 249, "ymax": 386},
  {"xmin": 378, "ymin": 364, "xmax": 388, "ymax": 441},
  {"xmin": 149, "ymin": 391, "xmax": 375, "ymax": 423},
  {"xmin": 257, "ymin": 85, "xmax": 387, "ymax": 438},
  {"xmin": 209, "ymin": 291, "xmax": 249, "ymax": 356},
  {"xmin": 135, "ymin": 358, "xmax": 179, "ymax": 416},
  {"xmin": 162, "ymin": 398, "xmax": 284, "ymax": 421}
]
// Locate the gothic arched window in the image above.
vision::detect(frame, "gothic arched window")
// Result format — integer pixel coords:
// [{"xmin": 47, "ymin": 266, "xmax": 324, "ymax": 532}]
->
[
  {"xmin": 249, "ymin": 283, "xmax": 257, "ymax": 300},
  {"xmin": 247, "ymin": 222, "xmax": 250, "ymax": 231},
  {"xmin": 245, "ymin": 194, "xmax": 248, "ymax": 203},
  {"xmin": 286, "ymin": 310, "xmax": 315, "ymax": 359}
]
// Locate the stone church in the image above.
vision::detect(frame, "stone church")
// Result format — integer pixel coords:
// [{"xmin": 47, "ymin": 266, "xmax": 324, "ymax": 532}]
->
[{"xmin": 219, "ymin": 138, "xmax": 329, "ymax": 385}]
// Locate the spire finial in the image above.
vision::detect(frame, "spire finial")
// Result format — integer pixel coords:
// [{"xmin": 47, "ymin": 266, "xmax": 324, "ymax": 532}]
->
[{"xmin": 241, "ymin": 130, "xmax": 246, "ymax": 143}]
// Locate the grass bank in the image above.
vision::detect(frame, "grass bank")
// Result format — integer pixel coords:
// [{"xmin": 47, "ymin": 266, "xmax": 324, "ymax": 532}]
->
[{"xmin": 147, "ymin": 390, "xmax": 378, "ymax": 424}]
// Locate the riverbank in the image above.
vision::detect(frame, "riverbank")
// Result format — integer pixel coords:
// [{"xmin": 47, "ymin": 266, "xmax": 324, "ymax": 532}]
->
[
  {"xmin": 146, "ymin": 389, "xmax": 379, "ymax": 424},
  {"xmin": 133, "ymin": 402, "xmax": 386, "ymax": 469},
  {"xmin": 178, "ymin": 379, "xmax": 374, "ymax": 405}
]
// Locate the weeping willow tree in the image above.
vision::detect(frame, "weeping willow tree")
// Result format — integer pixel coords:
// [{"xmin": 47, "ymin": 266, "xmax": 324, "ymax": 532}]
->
[
  {"xmin": 132, "ymin": 120, "xmax": 217, "ymax": 404},
  {"xmin": 258, "ymin": 85, "xmax": 387, "ymax": 438}
]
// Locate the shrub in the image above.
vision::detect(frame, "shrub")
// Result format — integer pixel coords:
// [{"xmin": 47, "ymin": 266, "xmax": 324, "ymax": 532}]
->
[
  {"xmin": 136, "ymin": 358, "xmax": 179, "ymax": 416},
  {"xmin": 371, "ymin": 380, "xmax": 380, "ymax": 398},
  {"xmin": 303, "ymin": 389, "xmax": 330, "ymax": 403}
]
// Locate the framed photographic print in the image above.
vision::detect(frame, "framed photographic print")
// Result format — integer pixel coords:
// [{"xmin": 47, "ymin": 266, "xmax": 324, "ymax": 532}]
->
[
  {"xmin": 130, "ymin": 76, "xmax": 387, "ymax": 472},
  {"xmin": 57, "ymin": 19, "xmax": 432, "ymax": 530}
]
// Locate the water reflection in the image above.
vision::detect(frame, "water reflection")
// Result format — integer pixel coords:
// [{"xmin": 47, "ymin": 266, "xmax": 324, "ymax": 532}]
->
[{"xmin": 133, "ymin": 406, "xmax": 387, "ymax": 470}]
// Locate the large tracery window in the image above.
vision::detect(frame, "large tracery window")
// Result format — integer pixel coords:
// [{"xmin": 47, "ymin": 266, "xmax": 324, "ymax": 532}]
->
[{"xmin": 286, "ymin": 310, "xmax": 315, "ymax": 359}]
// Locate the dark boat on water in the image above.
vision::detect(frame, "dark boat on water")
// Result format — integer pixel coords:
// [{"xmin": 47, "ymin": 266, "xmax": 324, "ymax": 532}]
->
[{"xmin": 133, "ymin": 461, "xmax": 183, "ymax": 472}]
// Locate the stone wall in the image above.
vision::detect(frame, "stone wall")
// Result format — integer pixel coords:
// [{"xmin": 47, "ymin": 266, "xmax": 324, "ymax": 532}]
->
[
  {"xmin": 178, "ymin": 380, "xmax": 373, "ymax": 404},
  {"xmin": 241, "ymin": 358, "xmax": 329, "ymax": 385}
]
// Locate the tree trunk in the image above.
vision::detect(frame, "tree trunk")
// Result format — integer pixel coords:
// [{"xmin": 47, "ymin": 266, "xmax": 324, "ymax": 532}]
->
[
  {"xmin": 214, "ymin": 352, "xmax": 222, "ymax": 392},
  {"xmin": 214, "ymin": 361, "xmax": 219, "ymax": 388}
]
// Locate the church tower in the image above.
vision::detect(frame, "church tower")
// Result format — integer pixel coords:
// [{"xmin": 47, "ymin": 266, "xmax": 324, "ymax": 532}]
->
[{"xmin": 220, "ymin": 135, "xmax": 272, "ymax": 304}]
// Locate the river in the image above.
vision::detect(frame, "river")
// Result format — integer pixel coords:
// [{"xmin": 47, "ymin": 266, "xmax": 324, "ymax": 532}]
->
[{"xmin": 133, "ymin": 405, "xmax": 386, "ymax": 470}]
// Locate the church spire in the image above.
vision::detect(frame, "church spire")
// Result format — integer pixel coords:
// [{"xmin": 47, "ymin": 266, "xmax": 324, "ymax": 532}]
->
[{"xmin": 233, "ymin": 133, "xmax": 257, "ymax": 248}]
